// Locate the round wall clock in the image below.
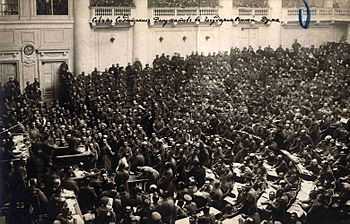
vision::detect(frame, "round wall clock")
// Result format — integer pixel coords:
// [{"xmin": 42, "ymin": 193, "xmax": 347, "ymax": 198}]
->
[{"xmin": 23, "ymin": 44, "xmax": 35, "ymax": 56}]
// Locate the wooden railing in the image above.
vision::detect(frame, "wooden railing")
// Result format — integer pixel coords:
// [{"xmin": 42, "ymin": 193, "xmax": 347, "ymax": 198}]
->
[
  {"xmin": 236, "ymin": 7, "xmax": 269, "ymax": 16},
  {"xmin": 89, "ymin": 6, "xmax": 350, "ymax": 26},
  {"xmin": 91, "ymin": 7, "xmax": 132, "ymax": 17},
  {"xmin": 152, "ymin": 7, "xmax": 219, "ymax": 17},
  {"xmin": 334, "ymin": 8, "xmax": 350, "ymax": 16},
  {"xmin": 282, "ymin": 8, "xmax": 350, "ymax": 22}
]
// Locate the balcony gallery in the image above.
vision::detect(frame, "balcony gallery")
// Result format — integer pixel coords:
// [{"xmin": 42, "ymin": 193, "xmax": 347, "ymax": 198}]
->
[{"xmin": 87, "ymin": 0, "xmax": 350, "ymax": 29}]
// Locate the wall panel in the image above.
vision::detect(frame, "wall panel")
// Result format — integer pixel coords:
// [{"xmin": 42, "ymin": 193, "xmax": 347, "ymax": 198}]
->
[
  {"xmin": 0, "ymin": 31, "xmax": 15, "ymax": 44},
  {"xmin": 96, "ymin": 29, "xmax": 132, "ymax": 70},
  {"xmin": 281, "ymin": 25, "xmax": 340, "ymax": 48},
  {"xmin": 22, "ymin": 63, "xmax": 36, "ymax": 86},
  {"xmin": 198, "ymin": 28, "xmax": 220, "ymax": 55},
  {"xmin": 21, "ymin": 31, "xmax": 36, "ymax": 43},
  {"xmin": 151, "ymin": 28, "xmax": 197, "ymax": 58}
]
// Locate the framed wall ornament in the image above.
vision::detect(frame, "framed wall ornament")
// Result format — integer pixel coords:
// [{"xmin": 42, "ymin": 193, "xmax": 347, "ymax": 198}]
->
[
  {"xmin": 22, "ymin": 44, "xmax": 37, "ymax": 64},
  {"xmin": 23, "ymin": 44, "xmax": 35, "ymax": 56}
]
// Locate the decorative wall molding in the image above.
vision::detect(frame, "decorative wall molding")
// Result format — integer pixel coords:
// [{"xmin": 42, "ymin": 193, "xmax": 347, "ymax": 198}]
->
[
  {"xmin": 37, "ymin": 49, "xmax": 70, "ymax": 61},
  {"xmin": 22, "ymin": 43, "xmax": 37, "ymax": 64},
  {"xmin": 0, "ymin": 50, "xmax": 21, "ymax": 61}
]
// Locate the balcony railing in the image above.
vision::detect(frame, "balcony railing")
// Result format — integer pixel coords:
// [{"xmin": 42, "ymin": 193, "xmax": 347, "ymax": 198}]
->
[
  {"xmin": 152, "ymin": 7, "xmax": 219, "ymax": 17},
  {"xmin": 231, "ymin": 7, "xmax": 270, "ymax": 24},
  {"xmin": 88, "ymin": 6, "xmax": 350, "ymax": 28},
  {"xmin": 282, "ymin": 8, "xmax": 350, "ymax": 22},
  {"xmin": 91, "ymin": 7, "xmax": 132, "ymax": 17},
  {"xmin": 334, "ymin": 8, "xmax": 350, "ymax": 17},
  {"xmin": 90, "ymin": 7, "xmax": 134, "ymax": 28},
  {"xmin": 236, "ymin": 7, "xmax": 269, "ymax": 16}
]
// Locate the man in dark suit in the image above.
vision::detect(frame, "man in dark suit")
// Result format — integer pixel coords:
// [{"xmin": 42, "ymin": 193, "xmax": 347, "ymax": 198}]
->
[{"xmin": 77, "ymin": 178, "xmax": 98, "ymax": 213}]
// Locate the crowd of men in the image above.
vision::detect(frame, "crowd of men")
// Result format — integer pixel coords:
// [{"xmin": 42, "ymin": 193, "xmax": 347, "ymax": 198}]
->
[
  {"xmin": 281, "ymin": 0, "xmax": 350, "ymax": 8},
  {"xmin": 332, "ymin": 0, "xmax": 350, "ymax": 8},
  {"xmin": 90, "ymin": 0, "xmax": 135, "ymax": 7},
  {"xmin": 233, "ymin": 0, "xmax": 268, "ymax": 8},
  {"xmin": 148, "ymin": 0, "xmax": 219, "ymax": 8},
  {"xmin": 87, "ymin": 0, "xmax": 350, "ymax": 8},
  {"xmin": 282, "ymin": 0, "xmax": 325, "ymax": 8},
  {"xmin": 36, "ymin": 0, "xmax": 69, "ymax": 15},
  {"xmin": 1, "ymin": 41, "xmax": 350, "ymax": 224}
]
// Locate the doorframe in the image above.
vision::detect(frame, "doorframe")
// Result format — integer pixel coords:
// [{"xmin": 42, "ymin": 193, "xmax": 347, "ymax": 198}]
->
[
  {"xmin": 0, "ymin": 60, "xmax": 21, "ymax": 90},
  {"xmin": 38, "ymin": 59, "xmax": 68, "ymax": 101},
  {"xmin": 0, "ymin": 50, "xmax": 21, "ymax": 90},
  {"xmin": 37, "ymin": 49, "xmax": 70, "ymax": 101}
]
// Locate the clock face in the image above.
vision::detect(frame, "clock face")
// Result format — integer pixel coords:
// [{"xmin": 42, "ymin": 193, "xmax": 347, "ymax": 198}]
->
[{"xmin": 23, "ymin": 45, "xmax": 35, "ymax": 56}]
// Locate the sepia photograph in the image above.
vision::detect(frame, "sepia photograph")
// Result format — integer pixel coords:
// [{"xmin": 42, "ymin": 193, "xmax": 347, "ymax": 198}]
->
[{"xmin": 0, "ymin": 0, "xmax": 350, "ymax": 224}]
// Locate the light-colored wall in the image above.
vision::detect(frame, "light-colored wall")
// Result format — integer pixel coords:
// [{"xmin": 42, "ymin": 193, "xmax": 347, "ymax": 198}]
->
[
  {"xmin": 0, "ymin": 0, "xmax": 74, "ymax": 90},
  {"xmin": 1, "ymin": 0, "xmax": 350, "ymax": 86},
  {"xmin": 95, "ymin": 29, "xmax": 133, "ymax": 70},
  {"xmin": 281, "ymin": 25, "xmax": 338, "ymax": 47},
  {"xmin": 73, "ymin": 0, "xmax": 349, "ymax": 73}
]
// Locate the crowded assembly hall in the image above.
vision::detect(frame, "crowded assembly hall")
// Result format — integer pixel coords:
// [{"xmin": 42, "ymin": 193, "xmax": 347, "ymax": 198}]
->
[{"xmin": 0, "ymin": 0, "xmax": 350, "ymax": 224}]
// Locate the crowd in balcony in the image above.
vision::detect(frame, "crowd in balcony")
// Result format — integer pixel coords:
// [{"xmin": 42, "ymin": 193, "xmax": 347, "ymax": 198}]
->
[
  {"xmin": 245, "ymin": 0, "xmax": 348, "ymax": 9},
  {"xmin": 233, "ymin": 0, "xmax": 268, "ymax": 8},
  {"xmin": 89, "ymin": 0, "xmax": 135, "ymax": 7},
  {"xmin": 333, "ymin": 0, "xmax": 350, "ymax": 8},
  {"xmin": 1, "ymin": 41, "xmax": 350, "ymax": 224},
  {"xmin": 148, "ymin": 0, "xmax": 219, "ymax": 8},
  {"xmin": 282, "ymin": 0, "xmax": 326, "ymax": 8},
  {"xmin": 0, "ymin": 0, "xmax": 19, "ymax": 16}
]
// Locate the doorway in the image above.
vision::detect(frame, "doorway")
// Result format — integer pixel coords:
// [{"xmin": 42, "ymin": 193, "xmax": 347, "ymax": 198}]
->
[
  {"xmin": 0, "ymin": 62, "xmax": 17, "ymax": 87},
  {"xmin": 240, "ymin": 27, "xmax": 259, "ymax": 50},
  {"xmin": 40, "ymin": 61, "xmax": 63, "ymax": 101}
]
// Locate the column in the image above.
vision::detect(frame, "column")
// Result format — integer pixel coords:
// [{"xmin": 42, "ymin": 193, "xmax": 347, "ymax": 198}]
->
[
  {"xmin": 218, "ymin": 0, "xmax": 234, "ymax": 51},
  {"xmin": 132, "ymin": 0, "xmax": 151, "ymax": 64},
  {"xmin": 74, "ymin": 0, "xmax": 93, "ymax": 74},
  {"xmin": 19, "ymin": 0, "xmax": 31, "ymax": 19},
  {"xmin": 268, "ymin": 0, "xmax": 283, "ymax": 49}
]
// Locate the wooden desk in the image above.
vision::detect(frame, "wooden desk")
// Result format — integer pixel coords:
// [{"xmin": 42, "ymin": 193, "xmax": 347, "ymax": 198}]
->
[{"xmin": 60, "ymin": 189, "xmax": 84, "ymax": 223}]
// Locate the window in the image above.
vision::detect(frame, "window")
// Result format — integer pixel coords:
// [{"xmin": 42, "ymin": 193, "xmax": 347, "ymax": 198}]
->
[
  {"xmin": 0, "ymin": 0, "xmax": 18, "ymax": 16},
  {"xmin": 37, "ymin": 0, "xmax": 68, "ymax": 15}
]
